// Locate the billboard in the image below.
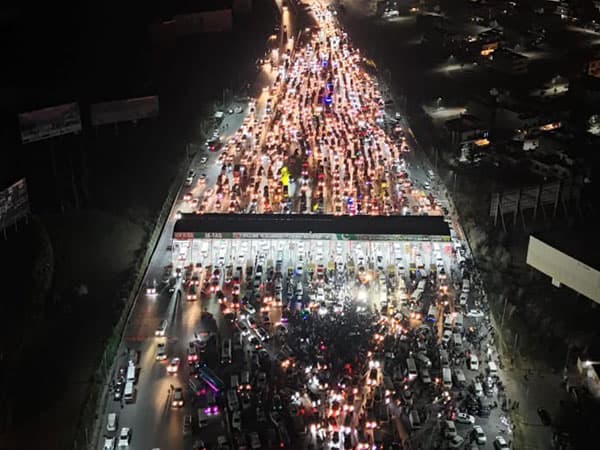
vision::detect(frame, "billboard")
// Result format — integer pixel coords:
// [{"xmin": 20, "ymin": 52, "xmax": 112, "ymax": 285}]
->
[
  {"xmin": 90, "ymin": 96, "xmax": 159, "ymax": 126},
  {"xmin": 0, "ymin": 178, "xmax": 30, "ymax": 231},
  {"xmin": 18, "ymin": 102, "xmax": 82, "ymax": 144},
  {"xmin": 527, "ymin": 236, "xmax": 600, "ymax": 304}
]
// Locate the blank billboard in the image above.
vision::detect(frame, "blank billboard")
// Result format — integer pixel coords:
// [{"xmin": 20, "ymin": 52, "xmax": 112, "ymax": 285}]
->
[
  {"xmin": 18, "ymin": 102, "xmax": 82, "ymax": 144},
  {"xmin": 0, "ymin": 178, "xmax": 30, "ymax": 231},
  {"xmin": 527, "ymin": 236, "xmax": 600, "ymax": 304},
  {"xmin": 90, "ymin": 96, "xmax": 159, "ymax": 126}
]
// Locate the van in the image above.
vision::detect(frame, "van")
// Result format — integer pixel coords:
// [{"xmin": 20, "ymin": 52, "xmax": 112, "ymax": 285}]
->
[
  {"xmin": 230, "ymin": 374, "xmax": 240, "ymax": 390},
  {"xmin": 454, "ymin": 369, "xmax": 467, "ymax": 387},
  {"xmin": 409, "ymin": 410, "xmax": 421, "ymax": 430},
  {"xmin": 241, "ymin": 370, "xmax": 251, "ymax": 390},
  {"xmin": 188, "ymin": 377, "xmax": 203, "ymax": 395},
  {"xmin": 197, "ymin": 409, "xmax": 209, "ymax": 429},
  {"xmin": 221, "ymin": 339, "xmax": 232, "ymax": 364},
  {"xmin": 462, "ymin": 278, "xmax": 470, "ymax": 293},
  {"xmin": 488, "ymin": 361, "xmax": 498, "ymax": 376},
  {"xmin": 126, "ymin": 362, "xmax": 136, "ymax": 383},
  {"xmin": 227, "ymin": 389, "xmax": 239, "ymax": 411},
  {"xmin": 454, "ymin": 313, "xmax": 464, "ymax": 331},
  {"xmin": 452, "ymin": 333, "xmax": 463, "ymax": 350},
  {"xmin": 106, "ymin": 413, "xmax": 118, "ymax": 432},
  {"xmin": 415, "ymin": 352, "xmax": 432, "ymax": 368},
  {"xmin": 442, "ymin": 367, "xmax": 452, "ymax": 389},
  {"xmin": 473, "ymin": 381, "xmax": 483, "ymax": 397},
  {"xmin": 406, "ymin": 358, "xmax": 418, "ymax": 380},
  {"xmin": 124, "ymin": 382, "xmax": 135, "ymax": 402}
]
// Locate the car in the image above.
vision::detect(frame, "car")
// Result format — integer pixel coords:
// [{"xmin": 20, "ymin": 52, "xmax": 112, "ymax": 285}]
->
[
  {"xmin": 156, "ymin": 342, "xmax": 167, "ymax": 361},
  {"xmin": 537, "ymin": 408, "xmax": 552, "ymax": 426},
  {"xmin": 104, "ymin": 437, "xmax": 116, "ymax": 450},
  {"xmin": 183, "ymin": 414, "xmax": 193, "ymax": 435},
  {"xmin": 468, "ymin": 355, "xmax": 479, "ymax": 371},
  {"xmin": 256, "ymin": 406, "xmax": 267, "ymax": 423},
  {"xmin": 243, "ymin": 303, "xmax": 256, "ymax": 316},
  {"xmin": 199, "ymin": 156, "xmax": 208, "ymax": 165},
  {"xmin": 494, "ymin": 435, "xmax": 510, "ymax": 449},
  {"xmin": 167, "ymin": 357, "xmax": 181, "ymax": 374},
  {"xmin": 106, "ymin": 412, "xmax": 118, "ymax": 432},
  {"xmin": 444, "ymin": 420, "xmax": 457, "ymax": 438},
  {"xmin": 193, "ymin": 440, "xmax": 207, "ymax": 450},
  {"xmin": 448, "ymin": 435, "xmax": 464, "ymax": 449},
  {"xmin": 442, "ymin": 329, "xmax": 452, "ymax": 345},
  {"xmin": 171, "ymin": 387, "xmax": 184, "ymax": 407},
  {"xmin": 155, "ymin": 319, "xmax": 168, "ymax": 337},
  {"xmin": 249, "ymin": 431, "xmax": 261, "ymax": 449},
  {"xmin": 217, "ymin": 436, "xmax": 229, "ymax": 448},
  {"xmin": 241, "ymin": 392, "xmax": 252, "ymax": 410},
  {"xmin": 185, "ymin": 170, "xmax": 195, "ymax": 186},
  {"xmin": 117, "ymin": 427, "xmax": 131, "ymax": 448},
  {"xmin": 472, "ymin": 425, "xmax": 486, "ymax": 444},
  {"xmin": 256, "ymin": 371, "xmax": 267, "ymax": 389},
  {"xmin": 466, "ymin": 309, "xmax": 485, "ymax": 318},
  {"xmin": 232, "ymin": 410, "xmax": 242, "ymax": 431},
  {"xmin": 456, "ymin": 412, "xmax": 476, "ymax": 424}
]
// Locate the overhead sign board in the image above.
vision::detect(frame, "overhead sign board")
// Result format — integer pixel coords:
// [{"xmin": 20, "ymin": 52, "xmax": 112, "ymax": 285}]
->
[
  {"xmin": 90, "ymin": 96, "xmax": 159, "ymax": 126},
  {"xmin": 0, "ymin": 178, "xmax": 30, "ymax": 230},
  {"xmin": 18, "ymin": 102, "xmax": 82, "ymax": 144}
]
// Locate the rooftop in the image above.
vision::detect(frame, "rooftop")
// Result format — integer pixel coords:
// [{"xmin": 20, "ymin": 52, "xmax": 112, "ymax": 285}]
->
[{"xmin": 174, "ymin": 213, "xmax": 451, "ymax": 239}]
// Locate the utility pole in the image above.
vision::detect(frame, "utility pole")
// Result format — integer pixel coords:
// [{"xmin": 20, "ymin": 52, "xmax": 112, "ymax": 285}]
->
[{"xmin": 500, "ymin": 296, "xmax": 508, "ymax": 328}]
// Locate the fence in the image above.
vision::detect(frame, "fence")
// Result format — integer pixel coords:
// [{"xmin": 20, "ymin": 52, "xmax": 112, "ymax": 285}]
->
[{"xmin": 72, "ymin": 155, "xmax": 189, "ymax": 449}]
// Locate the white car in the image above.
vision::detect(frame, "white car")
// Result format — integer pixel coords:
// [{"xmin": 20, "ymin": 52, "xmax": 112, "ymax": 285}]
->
[
  {"xmin": 442, "ymin": 329, "xmax": 452, "ymax": 345},
  {"xmin": 494, "ymin": 435, "xmax": 510, "ymax": 449},
  {"xmin": 104, "ymin": 437, "xmax": 115, "ymax": 450},
  {"xmin": 473, "ymin": 425, "xmax": 487, "ymax": 444},
  {"xmin": 466, "ymin": 309, "xmax": 485, "ymax": 318},
  {"xmin": 459, "ymin": 292, "xmax": 468, "ymax": 305},
  {"xmin": 456, "ymin": 412, "xmax": 475, "ymax": 424},
  {"xmin": 106, "ymin": 412, "xmax": 118, "ymax": 432},
  {"xmin": 117, "ymin": 427, "xmax": 131, "ymax": 448},
  {"xmin": 469, "ymin": 355, "xmax": 479, "ymax": 371},
  {"xmin": 155, "ymin": 319, "xmax": 167, "ymax": 337}
]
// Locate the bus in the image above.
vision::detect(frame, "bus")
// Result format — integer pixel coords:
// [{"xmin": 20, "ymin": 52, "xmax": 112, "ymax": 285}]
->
[{"xmin": 198, "ymin": 366, "xmax": 226, "ymax": 393}]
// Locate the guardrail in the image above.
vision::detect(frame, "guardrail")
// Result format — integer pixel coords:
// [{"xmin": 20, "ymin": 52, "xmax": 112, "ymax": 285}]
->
[{"xmin": 73, "ymin": 154, "xmax": 189, "ymax": 450}]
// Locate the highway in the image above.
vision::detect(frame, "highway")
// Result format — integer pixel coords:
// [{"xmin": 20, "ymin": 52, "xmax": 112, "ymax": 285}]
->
[{"xmin": 94, "ymin": 2, "xmax": 509, "ymax": 450}]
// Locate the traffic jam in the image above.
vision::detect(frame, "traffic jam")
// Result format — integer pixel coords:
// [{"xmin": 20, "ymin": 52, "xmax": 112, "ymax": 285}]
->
[
  {"xmin": 106, "ymin": 1, "xmax": 514, "ymax": 450},
  {"xmin": 166, "ymin": 217, "xmax": 512, "ymax": 450},
  {"xmin": 177, "ymin": 2, "xmax": 441, "ymax": 218}
]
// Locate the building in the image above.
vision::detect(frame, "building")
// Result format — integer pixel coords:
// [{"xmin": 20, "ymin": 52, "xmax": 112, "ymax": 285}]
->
[
  {"xmin": 526, "ymin": 232, "xmax": 600, "ymax": 304},
  {"xmin": 444, "ymin": 114, "xmax": 489, "ymax": 160},
  {"xmin": 487, "ymin": 48, "xmax": 529, "ymax": 75}
]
